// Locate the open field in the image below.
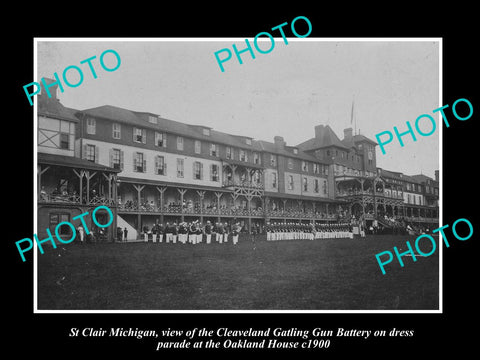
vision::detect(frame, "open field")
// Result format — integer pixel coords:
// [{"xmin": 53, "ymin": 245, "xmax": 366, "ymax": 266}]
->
[{"xmin": 37, "ymin": 235, "xmax": 439, "ymax": 310}]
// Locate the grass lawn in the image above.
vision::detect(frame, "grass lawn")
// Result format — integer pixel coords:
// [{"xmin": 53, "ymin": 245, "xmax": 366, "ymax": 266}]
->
[{"xmin": 37, "ymin": 235, "xmax": 439, "ymax": 310}]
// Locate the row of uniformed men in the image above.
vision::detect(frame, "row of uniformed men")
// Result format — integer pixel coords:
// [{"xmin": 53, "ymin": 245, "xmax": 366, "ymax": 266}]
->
[
  {"xmin": 142, "ymin": 221, "xmax": 242, "ymax": 245},
  {"xmin": 266, "ymin": 222, "xmax": 354, "ymax": 241}
]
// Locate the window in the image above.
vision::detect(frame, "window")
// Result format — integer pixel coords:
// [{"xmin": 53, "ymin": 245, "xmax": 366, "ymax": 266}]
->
[
  {"xmin": 253, "ymin": 152, "xmax": 261, "ymax": 165},
  {"xmin": 303, "ymin": 177, "xmax": 308, "ymax": 192},
  {"xmin": 226, "ymin": 146, "xmax": 233, "ymax": 159},
  {"xmin": 271, "ymin": 172, "xmax": 277, "ymax": 188},
  {"xmin": 210, "ymin": 143, "xmax": 218, "ymax": 157},
  {"xmin": 50, "ymin": 213, "xmax": 71, "ymax": 236},
  {"xmin": 133, "ymin": 127, "xmax": 146, "ymax": 144},
  {"xmin": 176, "ymin": 158, "xmax": 184, "ymax": 178},
  {"xmin": 177, "ymin": 136, "xmax": 184, "ymax": 150},
  {"xmin": 314, "ymin": 179, "xmax": 319, "ymax": 193},
  {"xmin": 326, "ymin": 150, "xmax": 331, "ymax": 157},
  {"xmin": 60, "ymin": 133, "xmax": 69, "ymax": 149},
  {"xmin": 86, "ymin": 117, "xmax": 96, "ymax": 134},
  {"xmin": 203, "ymin": 128, "xmax": 210, "ymax": 136},
  {"xmin": 245, "ymin": 138, "xmax": 252, "ymax": 145},
  {"xmin": 293, "ymin": 148, "xmax": 298, "ymax": 154},
  {"xmin": 193, "ymin": 161, "xmax": 203, "ymax": 180},
  {"xmin": 287, "ymin": 158, "xmax": 293, "ymax": 169},
  {"xmin": 110, "ymin": 149, "xmax": 123, "ymax": 170},
  {"xmin": 148, "ymin": 115, "xmax": 158, "ymax": 124},
  {"xmin": 407, "ymin": 194, "xmax": 411, "ymax": 203},
  {"xmin": 112, "ymin": 123, "xmax": 121, "ymax": 139},
  {"xmin": 270, "ymin": 154, "xmax": 276, "ymax": 167},
  {"xmin": 133, "ymin": 152, "xmax": 146, "ymax": 173},
  {"xmin": 313, "ymin": 163, "xmax": 319, "ymax": 174},
  {"xmin": 406, "ymin": 183, "xmax": 411, "ymax": 191},
  {"xmin": 155, "ymin": 155, "xmax": 166, "ymax": 175},
  {"xmin": 85, "ymin": 144, "xmax": 96, "ymax": 162},
  {"xmin": 195, "ymin": 140, "xmax": 201, "ymax": 154},
  {"xmin": 287, "ymin": 175, "xmax": 294, "ymax": 190},
  {"xmin": 210, "ymin": 164, "xmax": 219, "ymax": 182},
  {"xmin": 323, "ymin": 180, "xmax": 327, "ymax": 195},
  {"xmin": 155, "ymin": 132, "xmax": 167, "ymax": 147},
  {"xmin": 302, "ymin": 161, "xmax": 308, "ymax": 172},
  {"xmin": 240, "ymin": 149, "xmax": 246, "ymax": 162},
  {"xmin": 341, "ymin": 152, "xmax": 344, "ymax": 159}
]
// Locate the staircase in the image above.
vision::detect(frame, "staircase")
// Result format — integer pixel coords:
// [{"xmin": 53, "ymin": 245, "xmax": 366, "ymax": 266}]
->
[{"xmin": 117, "ymin": 215, "xmax": 138, "ymax": 242}]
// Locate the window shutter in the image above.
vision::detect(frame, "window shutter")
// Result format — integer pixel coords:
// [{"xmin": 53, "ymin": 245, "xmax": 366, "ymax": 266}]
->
[
  {"xmin": 200, "ymin": 163, "xmax": 203, "ymax": 180},
  {"xmin": 154, "ymin": 156, "xmax": 159, "ymax": 174},
  {"xmin": 143, "ymin": 159, "xmax": 147, "ymax": 173},
  {"xmin": 193, "ymin": 162, "xmax": 196, "ymax": 179},
  {"xmin": 109, "ymin": 149, "xmax": 113, "ymax": 167},
  {"xmin": 133, "ymin": 153, "xmax": 136, "ymax": 172},
  {"xmin": 164, "ymin": 134, "xmax": 167, "ymax": 148},
  {"xmin": 132, "ymin": 130, "xmax": 136, "ymax": 143},
  {"xmin": 142, "ymin": 129, "xmax": 147, "ymax": 144},
  {"xmin": 164, "ymin": 162, "xmax": 167, "ymax": 175},
  {"xmin": 120, "ymin": 150, "xmax": 124, "ymax": 171},
  {"xmin": 94, "ymin": 146, "xmax": 99, "ymax": 163}
]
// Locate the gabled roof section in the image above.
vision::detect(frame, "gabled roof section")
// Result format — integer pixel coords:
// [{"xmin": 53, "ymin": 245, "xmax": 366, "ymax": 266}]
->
[
  {"xmin": 411, "ymin": 174, "xmax": 438, "ymax": 185},
  {"xmin": 37, "ymin": 93, "xmax": 79, "ymax": 123},
  {"xmin": 256, "ymin": 140, "xmax": 327, "ymax": 164},
  {"xmin": 79, "ymin": 105, "xmax": 262, "ymax": 150},
  {"xmin": 38, "ymin": 152, "xmax": 120, "ymax": 172},
  {"xmin": 297, "ymin": 125, "xmax": 349, "ymax": 151},
  {"xmin": 378, "ymin": 167, "xmax": 421, "ymax": 183},
  {"xmin": 353, "ymin": 134, "xmax": 378, "ymax": 145}
]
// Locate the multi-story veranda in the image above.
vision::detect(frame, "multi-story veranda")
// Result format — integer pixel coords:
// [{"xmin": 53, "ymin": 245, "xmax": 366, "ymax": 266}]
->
[
  {"xmin": 117, "ymin": 181, "xmax": 341, "ymax": 240},
  {"xmin": 335, "ymin": 174, "xmax": 439, "ymax": 229},
  {"xmin": 37, "ymin": 153, "xmax": 120, "ymax": 242}
]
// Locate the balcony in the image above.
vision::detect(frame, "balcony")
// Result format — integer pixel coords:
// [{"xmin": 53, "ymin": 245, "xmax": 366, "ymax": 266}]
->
[
  {"xmin": 336, "ymin": 189, "xmax": 404, "ymax": 200},
  {"xmin": 222, "ymin": 179, "xmax": 264, "ymax": 190},
  {"xmin": 39, "ymin": 192, "xmax": 81, "ymax": 204}
]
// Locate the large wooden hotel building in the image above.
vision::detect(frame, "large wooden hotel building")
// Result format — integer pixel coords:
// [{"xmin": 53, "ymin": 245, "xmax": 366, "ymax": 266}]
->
[{"xmin": 37, "ymin": 82, "xmax": 439, "ymax": 241}]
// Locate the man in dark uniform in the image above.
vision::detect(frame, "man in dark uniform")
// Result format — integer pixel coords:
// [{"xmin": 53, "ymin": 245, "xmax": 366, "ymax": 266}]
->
[
  {"xmin": 165, "ymin": 222, "xmax": 173, "ymax": 243},
  {"xmin": 189, "ymin": 221, "xmax": 197, "ymax": 244},
  {"xmin": 156, "ymin": 223, "xmax": 164, "ymax": 243},
  {"xmin": 172, "ymin": 222, "xmax": 178, "ymax": 244},
  {"xmin": 205, "ymin": 221, "xmax": 212, "ymax": 244},
  {"xmin": 218, "ymin": 222, "xmax": 224, "ymax": 244}
]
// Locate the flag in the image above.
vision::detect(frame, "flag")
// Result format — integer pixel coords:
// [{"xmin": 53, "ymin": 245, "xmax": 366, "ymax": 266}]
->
[{"xmin": 350, "ymin": 99, "xmax": 354, "ymax": 124}]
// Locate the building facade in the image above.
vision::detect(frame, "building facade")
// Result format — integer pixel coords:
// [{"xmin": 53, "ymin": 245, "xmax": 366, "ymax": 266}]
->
[{"xmin": 37, "ymin": 83, "xmax": 120, "ymax": 242}]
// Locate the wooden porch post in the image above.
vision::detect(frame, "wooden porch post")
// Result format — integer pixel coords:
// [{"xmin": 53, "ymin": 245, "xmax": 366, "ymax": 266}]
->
[{"xmin": 156, "ymin": 186, "xmax": 167, "ymax": 224}]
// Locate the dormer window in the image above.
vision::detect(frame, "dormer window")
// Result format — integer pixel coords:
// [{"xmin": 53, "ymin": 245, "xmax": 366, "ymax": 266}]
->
[
  {"xmin": 245, "ymin": 138, "xmax": 252, "ymax": 145},
  {"xmin": 293, "ymin": 148, "xmax": 298, "ymax": 154},
  {"xmin": 203, "ymin": 128, "xmax": 210, "ymax": 136},
  {"xmin": 148, "ymin": 115, "xmax": 158, "ymax": 124}
]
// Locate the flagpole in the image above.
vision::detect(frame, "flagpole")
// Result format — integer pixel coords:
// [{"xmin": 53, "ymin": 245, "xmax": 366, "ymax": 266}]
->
[{"xmin": 351, "ymin": 96, "xmax": 356, "ymax": 135}]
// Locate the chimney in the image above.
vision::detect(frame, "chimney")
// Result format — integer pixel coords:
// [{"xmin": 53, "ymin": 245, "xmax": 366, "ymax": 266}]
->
[
  {"xmin": 40, "ymin": 78, "xmax": 58, "ymax": 100},
  {"xmin": 434, "ymin": 170, "xmax": 439, "ymax": 182},
  {"xmin": 344, "ymin": 127, "xmax": 353, "ymax": 141},
  {"xmin": 314, "ymin": 125, "xmax": 324, "ymax": 138},
  {"xmin": 274, "ymin": 135, "xmax": 286, "ymax": 150}
]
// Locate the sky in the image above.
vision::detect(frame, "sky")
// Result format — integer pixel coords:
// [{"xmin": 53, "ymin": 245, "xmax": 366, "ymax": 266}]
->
[{"xmin": 36, "ymin": 39, "xmax": 440, "ymax": 179}]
